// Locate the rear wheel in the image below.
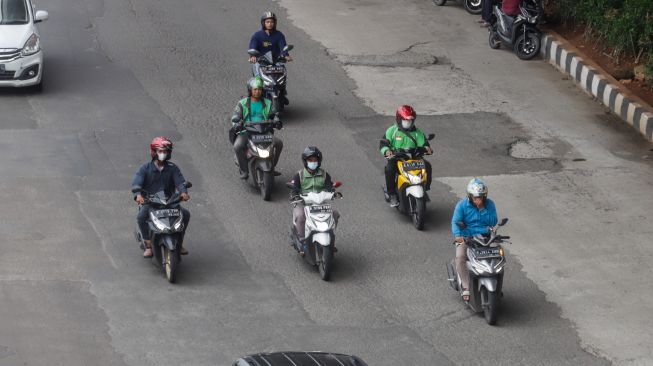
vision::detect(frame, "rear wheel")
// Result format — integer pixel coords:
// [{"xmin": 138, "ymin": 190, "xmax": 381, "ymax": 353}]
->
[
  {"xmin": 318, "ymin": 246, "xmax": 333, "ymax": 281},
  {"xmin": 163, "ymin": 247, "xmax": 179, "ymax": 283},
  {"xmin": 464, "ymin": 0, "xmax": 482, "ymax": 14},
  {"xmin": 432, "ymin": 0, "xmax": 447, "ymax": 5},
  {"xmin": 514, "ymin": 31, "xmax": 541, "ymax": 60},
  {"xmin": 260, "ymin": 170, "xmax": 274, "ymax": 201},
  {"xmin": 411, "ymin": 197, "xmax": 426, "ymax": 230},
  {"xmin": 482, "ymin": 288, "xmax": 499, "ymax": 325}
]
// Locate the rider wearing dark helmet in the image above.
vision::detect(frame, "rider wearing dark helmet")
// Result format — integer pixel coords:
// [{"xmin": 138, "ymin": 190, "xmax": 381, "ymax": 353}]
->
[
  {"xmin": 380, "ymin": 105, "xmax": 433, "ymax": 207},
  {"xmin": 131, "ymin": 137, "xmax": 191, "ymax": 258},
  {"xmin": 288, "ymin": 146, "xmax": 340, "ymax": 256},
  {"xmin": 248, "ymin": 11, "xmax": 292, "ymax": 64}
]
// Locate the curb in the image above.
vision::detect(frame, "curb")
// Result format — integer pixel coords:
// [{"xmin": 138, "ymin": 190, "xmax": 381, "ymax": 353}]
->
[{"xmin": 541, "ymin": 33, "xmax": 653, "ymax": 142}]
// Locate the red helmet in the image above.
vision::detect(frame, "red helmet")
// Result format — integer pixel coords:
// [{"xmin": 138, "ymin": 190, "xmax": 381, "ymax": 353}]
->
[
  {"xmin": 149, "ymin": 136, "xmax": 173, "ymax": 160},
  {"xmin": 395, "ymin": 105, "xmax": 417, "ymax": 125}
]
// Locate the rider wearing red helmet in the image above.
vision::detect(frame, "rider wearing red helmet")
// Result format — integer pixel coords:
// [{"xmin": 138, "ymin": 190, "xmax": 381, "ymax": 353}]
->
[
  {"xmin": 379, "ymin": 105, "xmax": 433, "ymax": 207},
  {"xmin": 131, "ymin": 137, "xmax": 191, "ymax": 258}
]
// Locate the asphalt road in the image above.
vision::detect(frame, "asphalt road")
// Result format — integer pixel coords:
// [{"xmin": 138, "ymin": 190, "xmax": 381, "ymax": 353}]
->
[{"xmin": 0, "ymin": 0, "xmax": 624, "ymax": 365}]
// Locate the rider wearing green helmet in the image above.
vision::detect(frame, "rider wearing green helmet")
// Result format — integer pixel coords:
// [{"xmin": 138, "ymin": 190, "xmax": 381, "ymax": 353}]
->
[{"xmin": 230, "ymin": 76, "xmax": 283, "ymax": 179}]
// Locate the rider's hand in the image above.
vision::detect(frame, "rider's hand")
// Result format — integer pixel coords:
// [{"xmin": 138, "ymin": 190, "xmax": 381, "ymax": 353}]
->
[
  {"xmin": 455, "ymin": 236, "xmax": 464, "ymax": 243},
  {"xmin": 249, "ymin": 56, "xmax": 257, "ymax": 63},
  {"xmin": 135, "ymin": 195, "xmax": 145, "ymax": 205},
  {"xmin": 384, "ymin": 150, "xmax": 394, "ymax": 158},
  {"xmin": 426, "ymin": 146, "xmax": 433, "ymax": 155},
  {"xmin": 284, "ymin": 55, "xmax": 293, "ymax": 62},
  {"xmin": 180, "ymin": 192, "xmax": 190, "ymax": 201}
]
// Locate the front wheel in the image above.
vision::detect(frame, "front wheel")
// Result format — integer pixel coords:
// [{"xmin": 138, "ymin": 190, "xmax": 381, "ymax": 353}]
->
[
  {"xmin": 463, "ymin": 0, "xmax": 482, "ymax": 14},
  {"xmin": 411, "ymin": 197, "xmax": 426, "ymax": 230},
  {"xmin": 432, "ymin": 0, "xmax": 447, "ymax": 5},
  {"xmin": 163, "ymin": 247, "xmax": 179, "ymax": 283},
  {"xmin": 514, "ymin": 31, "xmax": 541, "ymax": 60},
  {"xmin": 489, "ymin": 30, "xmax": 501, "ymax": 49},
  {"xmin": 482, "ymin": 288, "xmax": 499, "ymax": 325},
  {"xmin": 260, "ymin": 170, "xmax": 274, "ymax": 201},
  {"xmin": 318, "ymin": 246, "xmax": 333, "ymax": 281}
]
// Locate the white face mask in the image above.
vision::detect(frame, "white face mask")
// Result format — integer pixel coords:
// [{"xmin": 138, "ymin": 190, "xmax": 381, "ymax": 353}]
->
[
  {"xmin": 157, "ymin": 152, "xmax": 167, "ymax": 161},
  {"xmin": 401, "ymin": 120, "xmax": 413, "ymax": 129},
  {"xmin": 307, "ymin": 162, "xmax": 319, "ymax": 170}
]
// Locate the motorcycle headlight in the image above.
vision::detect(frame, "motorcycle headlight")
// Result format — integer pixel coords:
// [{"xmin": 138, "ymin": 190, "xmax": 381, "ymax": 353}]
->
[
  {"xmin": 316, "ymin": 221, "xmax": 330, "ymax": 232},
  {"xmin": 470, "ymin": 260, "xmax": 493, "ymax": 275},
  {"xmin": 172, "ymin": 215, "xmax": 183, "ymax": 230},
  {"xmin": 257, "ymin": 146, "xmax": 271, "ymax": 158},
  {"xmin": 21, "ymin": 34, "xmax": 40, "ymax": 56},
  {"xmin": 260, "ymin": 73, "xmax": 274, "ymax": 85},
  {"xmin": 149, "ymin": 212, "xmax": 168, "ymax": 231},
  {"xmin": 407, "ymin": 173, "xmax": 422, "ymax": 185}
]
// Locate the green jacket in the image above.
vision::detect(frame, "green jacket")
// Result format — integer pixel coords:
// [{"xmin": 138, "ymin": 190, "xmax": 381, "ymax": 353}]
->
[
  {"xmin": 379, "ymin": 124, "xmax": 429, "ymax": 156},
  {"xmin": 289, "ymin": 168, "xmax": 334, "ymax": 198},
  {"xmin": 232, "ymin": 97, "xmax": 274, "ymax": 123}
]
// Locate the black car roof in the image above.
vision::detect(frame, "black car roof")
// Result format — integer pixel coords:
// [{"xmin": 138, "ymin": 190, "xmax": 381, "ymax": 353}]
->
[{"xmin": 233, "ymin": 351, "xmax": 368, "ymax": 366}]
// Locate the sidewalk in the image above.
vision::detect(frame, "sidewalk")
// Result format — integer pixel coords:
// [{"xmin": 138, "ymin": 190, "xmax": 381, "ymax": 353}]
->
[{"xmin": 278, "ymin": 0, "xmax": 653, "ymax": 364}]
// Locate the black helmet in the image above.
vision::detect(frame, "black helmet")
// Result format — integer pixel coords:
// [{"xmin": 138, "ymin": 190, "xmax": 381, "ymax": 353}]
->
[
  {"xmin": 261, "ymin": 11, "xmax": 277, "ymax": 30},
  {"xmin": 301, "ymin": 146, "xmax": 322, "ymax": 170}
]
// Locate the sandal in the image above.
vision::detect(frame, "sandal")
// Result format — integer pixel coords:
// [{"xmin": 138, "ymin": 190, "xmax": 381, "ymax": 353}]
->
[
  {"xmin": 143, "ymin": 246, "xmax": 153, "ymax": 258},
  {"xmin": 461, "ymin": 289, "xmax": 470, "ymax": 302}
]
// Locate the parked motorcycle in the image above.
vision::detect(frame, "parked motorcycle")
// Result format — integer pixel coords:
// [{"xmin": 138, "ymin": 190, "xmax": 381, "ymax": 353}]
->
[
  {"xmin": 433, "ymin": 0, "xmax": 482, "ymax": 15},
  {"xmin": 287, "ymin": 183, "xmax": 343, "ymax": 281},
  {"xmin": 234, "ymin": 120, "xmax": 283, "ymax": 201},
  {"xmin": 382, "ymin": 136, "xmax": 434, "ymax": 230},
  {"xmin": 446, "ymin": 218, "xmax": 510, "ymax": 325},
  {"xmin": 488, "ymin": 0, "xmax": 541, "ymax": 60},
  {"xmin": 133, "ymin": 181, "xmax": 192, "ymax": 283},
  {"xmin": 248, "ymin": 45, "xmax": 294, "ymax": 112}
]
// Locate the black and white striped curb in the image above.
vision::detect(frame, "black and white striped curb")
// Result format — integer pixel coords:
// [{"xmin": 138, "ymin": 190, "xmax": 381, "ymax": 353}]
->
[{"xmin": 541, "ymin": 34, "xmax": 653, "ymax": 142}]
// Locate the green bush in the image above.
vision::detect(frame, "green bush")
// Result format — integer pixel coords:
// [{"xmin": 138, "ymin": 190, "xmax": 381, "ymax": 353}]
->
[{"xmin": 552, "ymin": 0, "xmax": 653, "ymax": 78}]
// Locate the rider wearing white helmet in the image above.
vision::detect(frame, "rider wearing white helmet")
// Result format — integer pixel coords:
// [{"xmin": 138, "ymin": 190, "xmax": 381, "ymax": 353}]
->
[{"xmin": 451, "ymin": 178, "xmax": 498, "ymax": 301}]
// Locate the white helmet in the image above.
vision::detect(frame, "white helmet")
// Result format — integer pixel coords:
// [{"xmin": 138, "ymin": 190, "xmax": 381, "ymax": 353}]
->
[{"xmin": 466, "ymin": 178, "xmax": 488, "ymax": 198}]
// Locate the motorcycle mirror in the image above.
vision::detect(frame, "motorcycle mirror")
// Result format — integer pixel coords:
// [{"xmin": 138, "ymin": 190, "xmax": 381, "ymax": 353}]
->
[
  {"xmin": 427, "ymin": 133, "xmax": 435, "ymax": 141},
  {"xmin": 248, "ymin": 49, "xmax": 261, "ymax": 57},
  {"xmin": 183, "ymin": 181, "xmax": 193, "ymax": 189},
  {"xmin": 456, "ymin": 221, "xmax": 466, "ymax": 229},
  {"xmin": 334, "ymin": 181, "xmax": 342, "ymax": 188},
  {"xmin": 499, "ymin": 218, "xmax": 508, "ymax": 226},
  {"xmin": 283, "ymin": 44, "xmax": 294, "ymax": 52}
]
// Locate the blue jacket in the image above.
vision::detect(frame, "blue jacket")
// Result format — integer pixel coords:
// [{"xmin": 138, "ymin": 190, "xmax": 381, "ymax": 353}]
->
[
  {"xmin": 451, "ymin": 198, "xmax": 498, "ymax": 237},
  {"xmin": 131, "ymin": 161, "xmax": 187, "ymax": 200},
  {"xmin": 248, "ymin": 30, "xmax": 289, "ymax": 59}
]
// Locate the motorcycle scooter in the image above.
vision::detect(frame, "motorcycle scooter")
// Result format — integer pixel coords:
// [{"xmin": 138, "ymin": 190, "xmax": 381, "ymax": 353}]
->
[
  {"xmin": 488, "ymin": 0, "xmax": 542, "ymax": 60},
  {"xmin": 287, "ymin": 182, "xmax": 343, "ymax": 281},
  {"xmin": 234, "ymin": 120, "xmax": 283, "ymax": 201},
  {"xmin": 446, "ymin": 218, "xmax": 511, "ymax": 325},
  {"xmin": 248, "ymin": 45, "xmax": 294, "ymax": 112},
  {"xmin": 133, "ymin": 181, "xmax": 192, "ymax": 283},
  {"xmin": 433, "ymin": 0, "xmax": 483, "ymax": 15}
]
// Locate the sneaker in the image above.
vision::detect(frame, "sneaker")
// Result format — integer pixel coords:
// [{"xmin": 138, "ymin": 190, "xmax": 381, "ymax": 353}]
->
[
  {"xmin": 238, "ymin": 170, "xmax": 249, "ymax": 179},
  {"xmin": 389, "ymin": 194, "xmax": 399, "ymax": 207}
]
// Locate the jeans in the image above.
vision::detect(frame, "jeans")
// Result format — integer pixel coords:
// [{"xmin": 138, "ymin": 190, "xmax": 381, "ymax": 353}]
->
[
  {"xmin": 137, "ymin": 204, "xmax": 190, "ymax": 241},
  {"xmin": 233, "ymin": 134, "xmax": 283, "ymax": 173},
  {"xmin": 293, "ymin": 202, "xmax": 340, "ymax": 240},
  {"xmin": 385, "ymin": 158, "xmax": 432, "ymax": 195},
  {"xmin": 482, "ymin": 0, "xmax": 494, "ymax": 22}
]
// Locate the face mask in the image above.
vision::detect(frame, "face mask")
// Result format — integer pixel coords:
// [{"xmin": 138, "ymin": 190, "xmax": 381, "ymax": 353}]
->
[
  {"xmin": 307, "ymin": 162, "xmax": 318, "ymax": 170},
  {"xmin": 401, "ymin": 120, "xmax": 413, "ymax": 129},
  {"xmin": 157, "ymin": 152, "xmax": 167, "ymax": 161}
]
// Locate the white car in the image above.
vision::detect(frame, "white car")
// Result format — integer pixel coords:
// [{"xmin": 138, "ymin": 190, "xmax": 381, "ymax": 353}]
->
[{"xmin": 0, "ymin": 0, "xmax": 48, "ymax": 89}]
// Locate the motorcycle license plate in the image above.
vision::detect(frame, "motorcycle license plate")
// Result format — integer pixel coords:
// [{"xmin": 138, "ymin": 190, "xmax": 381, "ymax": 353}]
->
[
  {"xmin": 264, "ymin": 66, "xmax": 284, "ymax": 74},
  {"xmin": 250, "ymin": 134, "xmax": 273, "ymax": 143},
  {"xmin": 475, "ymin": 248, "xmax": 501, "ymax": 259},
  {"xmin": 309, "ymin": 205, "xmax": 332, "ymax": 214},
  {"xmin": 403, "ymin": 161, "xmax": 425, "ymax": 170},
  {"xmin": 153, "ymin": 209, "xmax": 180, "ymax": 217}
]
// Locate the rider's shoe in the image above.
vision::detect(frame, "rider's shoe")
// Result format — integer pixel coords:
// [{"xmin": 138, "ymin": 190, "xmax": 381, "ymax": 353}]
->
[
  {"xmin": 389, "ymin": 194, "xmax": 399, "ymax": 207},
  {"xmin": 238, "ymin": 170, "xmax": 249, "ymax": 180},
  {"xmin": 143, "ymin": 240, "xmax": 153, "ymax": 258}
]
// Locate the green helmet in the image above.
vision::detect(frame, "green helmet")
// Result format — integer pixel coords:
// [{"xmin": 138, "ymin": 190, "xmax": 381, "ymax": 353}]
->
[{"xmin": 247, "ymin": 76, "xmax": 264, "ymax": 91}]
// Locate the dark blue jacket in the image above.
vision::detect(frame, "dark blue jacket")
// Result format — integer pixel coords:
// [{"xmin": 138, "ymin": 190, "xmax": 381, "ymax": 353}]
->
[
  {"xmin": 131, "ymin": 161, "xmax": 187, "ymax": 200},
  {"xmin": 248, "ymin": 30, "xmax": 289, "ymax": 59}
]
